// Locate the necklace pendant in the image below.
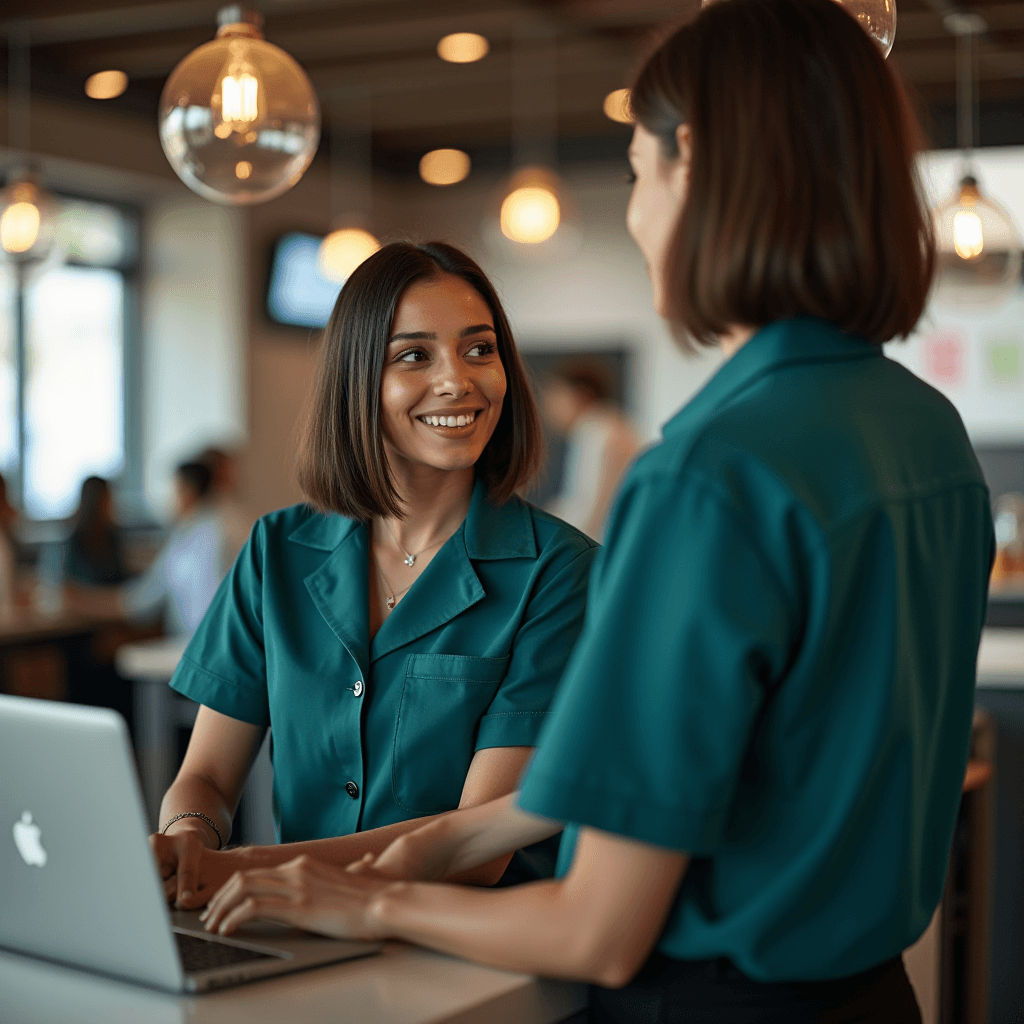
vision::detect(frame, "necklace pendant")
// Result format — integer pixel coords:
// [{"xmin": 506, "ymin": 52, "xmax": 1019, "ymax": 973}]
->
[
  {"xmin": 403, "ymin": 555, "xmax": 416, "ymax": 567},
  {"xmin": 386, "ymin": 596, "xmax": 396, "ymax": 610}
]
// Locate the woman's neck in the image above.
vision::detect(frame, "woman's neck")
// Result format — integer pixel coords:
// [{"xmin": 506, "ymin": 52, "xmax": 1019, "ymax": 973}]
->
[
  {"xmin": 379, "ymin": 465, "xmax": 475, "ymax": 553},
  {"xmin": 719, "ymin": 324, "xmax": 758, "ymax": 360}
]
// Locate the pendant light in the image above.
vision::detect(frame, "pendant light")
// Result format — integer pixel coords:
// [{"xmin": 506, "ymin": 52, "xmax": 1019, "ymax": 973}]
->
[
  {"xmin": 931, "ymin": 13, "xmax": 1023, "ymax": 308},
  {"xmin": 158, "ymin": 5, "xmax": 321, "ymax": 206},
  {"xmin": 500, "ymin": 27, "xmax": 562, "ymax": 245},
  {"xmin": 318, "ymin": 93, "xmax": 380, "ymax": 284},
  {"xmin": 1, "ymin": 26, "xmax": 59, "ymax": 266},
  {"xmin": 701, "ymin": 0, "xmax": 895, "ymax": 54},
  {"xmin": 834, "ymin": 0, "xmax": 896, "ymax": 57}
]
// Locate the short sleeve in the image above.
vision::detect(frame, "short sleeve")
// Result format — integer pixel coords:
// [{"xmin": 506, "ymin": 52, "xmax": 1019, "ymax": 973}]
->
[
  {"xmin": 475, "ymin": 545, "xmax": 597, "ymax": 750},
  {"xmin": 519, "ymin": 470, "xmax": 799, "ymax": 854},
  {"xmin": 169, "ymin": 519, "xmax": 269, "ymax": 726}
]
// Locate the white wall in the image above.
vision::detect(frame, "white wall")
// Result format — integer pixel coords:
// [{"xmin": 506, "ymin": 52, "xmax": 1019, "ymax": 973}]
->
[
  {"xmin": 886, "ymin": 147, "xmax": 1024, "ymax": 443},
  {"xmin": 141, "ymin": 198, "xmax": 246, "ymax": 516}
]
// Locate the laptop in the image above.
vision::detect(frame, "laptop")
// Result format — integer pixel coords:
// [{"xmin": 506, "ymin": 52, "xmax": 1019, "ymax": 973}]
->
[{"xmin": 0, "ymin": 694, "xmax": 382, "ymax": 992}]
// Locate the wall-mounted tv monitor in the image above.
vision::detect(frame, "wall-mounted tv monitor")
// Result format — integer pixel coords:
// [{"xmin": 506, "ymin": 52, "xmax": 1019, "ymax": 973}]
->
[{"xmin": 266, "ymin": 232, "xmax": 341, "ymax": 329}]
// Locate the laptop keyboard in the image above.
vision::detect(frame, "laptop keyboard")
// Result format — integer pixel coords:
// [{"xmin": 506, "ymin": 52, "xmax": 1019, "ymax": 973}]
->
[{"xmin": 174, "ymin": 930, "xmax": 282, "ymax": 972}]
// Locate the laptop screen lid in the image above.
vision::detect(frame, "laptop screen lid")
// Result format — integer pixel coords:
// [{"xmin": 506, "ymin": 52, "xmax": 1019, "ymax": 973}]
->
[{"xmin": 0, "ymin": 695, "xmax": 186, "ymax": 991}]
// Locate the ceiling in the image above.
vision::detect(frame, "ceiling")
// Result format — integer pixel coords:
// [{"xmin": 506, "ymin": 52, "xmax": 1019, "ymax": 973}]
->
[{"xmin": 1, "ymin": 0, "xmax": 1022, "ymax": 178}]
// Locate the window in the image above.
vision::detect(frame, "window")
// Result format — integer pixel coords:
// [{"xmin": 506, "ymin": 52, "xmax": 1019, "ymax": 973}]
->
[{"xmin": 0, "ymin": 197, "xmax": 137, "ymax": 520}]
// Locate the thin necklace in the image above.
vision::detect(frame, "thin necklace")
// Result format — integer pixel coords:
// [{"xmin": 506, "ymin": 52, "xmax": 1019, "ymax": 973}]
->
[
  {"xmin": 372, "ymin": 555, "xmax": 413, "ymax": 611},
  {"xmin": 382, "ymin": 519, "xmax": 443, "ymax": 567}
]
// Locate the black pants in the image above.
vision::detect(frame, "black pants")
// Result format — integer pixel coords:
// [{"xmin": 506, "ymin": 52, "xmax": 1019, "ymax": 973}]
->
[{"xmin": 587, "ymin": 954, "xmax": 923, "ymax": 1024}]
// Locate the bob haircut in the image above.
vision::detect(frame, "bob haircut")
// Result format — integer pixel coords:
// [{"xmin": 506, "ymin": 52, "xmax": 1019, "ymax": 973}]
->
[
  {"xmin": 630, "ymin": 0, "xmax": 935, "ymax": 347},
  {"xmin": 297, "ymin": 241, "xmax": 542, "ymax": 521}
]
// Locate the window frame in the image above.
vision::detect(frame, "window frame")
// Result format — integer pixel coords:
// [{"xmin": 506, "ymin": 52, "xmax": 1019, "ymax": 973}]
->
[{"xmin": 4, "ymin": 192, "xmax": 142, "ymax": 525}]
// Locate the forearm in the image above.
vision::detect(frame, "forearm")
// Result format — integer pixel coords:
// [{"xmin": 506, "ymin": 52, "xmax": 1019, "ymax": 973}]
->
[
  {"xmin": 367, "ymin": 825, "xmax": 686, "ymax": 986},
  {"xmin": 159, "ymin": 775, "xmax": 236, "ymax": 850},
  {"xmin": 226, "ymin": 813, "xmax": 506, "ymax": 885},
  {"xmin": 369, "ymin": 878, "xmax": 608, "ymax": 983},
  {"xmin": 430, "ymin": 794, "xmax": 563, "ymax": 877}
]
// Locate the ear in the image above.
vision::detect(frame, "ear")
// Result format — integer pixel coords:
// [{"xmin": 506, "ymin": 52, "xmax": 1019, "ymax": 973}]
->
[{"xmin": 670, "ymin": 124, "xmax": 693, "ymax": 199}]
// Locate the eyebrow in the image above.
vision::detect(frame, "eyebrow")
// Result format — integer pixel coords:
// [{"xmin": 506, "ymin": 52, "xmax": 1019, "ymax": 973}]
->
[{"xmin": 389, "ymin": 324, "xmax": 495, "ymax": 344}]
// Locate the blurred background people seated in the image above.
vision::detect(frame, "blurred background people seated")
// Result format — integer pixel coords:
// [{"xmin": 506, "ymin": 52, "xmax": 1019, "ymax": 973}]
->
[
  {"xmin": 0, "ymin": 477, "xmax": 21, "ymax": 617},
  {"xmin": 64, "ymin": 476, "xmax": 131, "ymax": 587},
  {"xmin": 541, "ymin": 360, "xmax": 641, "ymax": 542},
  {"xmin": 120, "ymin": 460, "xmax": 229, "ymax": 638},
  {"xmin": 197, "ymin": 445, "xmax": 253, "ymax": 565}
]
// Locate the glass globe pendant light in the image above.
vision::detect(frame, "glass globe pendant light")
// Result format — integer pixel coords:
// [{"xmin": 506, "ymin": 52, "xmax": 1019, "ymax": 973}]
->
[
  {"xmin": 0, "ymin": 170, "xmax": 59, "ymax": 265},
  {"xmin": 499, "ymin": 27, "xmax": 563, "ymax": 246},
  {"xmin": 158, "ymin": 5, "xmax": 321, "ymax": 206},
  {"xmin": 932, "ymin": 14, "xmax": 1023, "ymax": 307},
  {"xmin": 317, "ymin": 95, "xmax": 380, "ymax": 284},
  {"xmin": 701, "ymin": 0, "xmax": 895, "ymax": 55},
  {"xmin": 833, "ymin": 0, "xmax": 896, "ymax": 57},
  {"xmin": 501, "ymin": 166, "xmax": 561, "ymax": 244},
  {"xmin": 319, "ymin": 227, "xmax": 380, "ymax": 283},
  {"xmin": 1, "ymin": 29, "xmax": 59, "ymax": 267}
]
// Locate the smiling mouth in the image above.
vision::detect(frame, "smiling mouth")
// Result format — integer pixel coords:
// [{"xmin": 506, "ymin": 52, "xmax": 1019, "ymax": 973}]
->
[{"xmin": 417, "ymin": 411, "xmax": 478, "ymax": 428}]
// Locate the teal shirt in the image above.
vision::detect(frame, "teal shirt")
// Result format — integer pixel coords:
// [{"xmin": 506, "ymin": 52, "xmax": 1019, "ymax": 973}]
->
[
  {"xmin": 171, "ymin": 480, "xmax": 596, "ymax": 850},
  {"xmin": 520, "ymin": 318, "xmax": 994, "ymax": 981}
]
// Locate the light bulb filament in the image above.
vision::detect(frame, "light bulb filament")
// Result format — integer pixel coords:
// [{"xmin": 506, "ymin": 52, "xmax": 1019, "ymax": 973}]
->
[
  {"xmin": 953, "ymin": 210, "xmax": 984, "ymax": 260},
  {"xmin": 0, "ymin": 201, "xmax": 42, "ymax": 254},
  {"xmin": 221, "ymin": 69, "xmax": 259, "ymax": 129}
]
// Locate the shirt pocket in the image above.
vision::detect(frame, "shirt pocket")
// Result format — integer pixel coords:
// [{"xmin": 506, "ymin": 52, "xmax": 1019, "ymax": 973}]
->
[{"xmin": 392, "ymin": 652, "xmax": 509, "ymax": 814}]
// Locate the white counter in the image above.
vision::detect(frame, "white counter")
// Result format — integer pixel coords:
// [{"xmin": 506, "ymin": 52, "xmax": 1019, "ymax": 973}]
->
[
  {"xmin": 976, "ymin": 628, "xmax": 1024, "ymax": 688},
  {"xmin": 0, "ymin": 941, "xmax": 586, "ymax": 1024}
]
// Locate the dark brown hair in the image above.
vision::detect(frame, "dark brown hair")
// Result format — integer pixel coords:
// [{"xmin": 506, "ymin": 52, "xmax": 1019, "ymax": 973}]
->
[
  {"xmin": 298, "ymin": 241, "xmax": 542, "ymax": 520},
  {"xmin": 630, "ymin": 0, "xmax": 934, "ymax": 346}
]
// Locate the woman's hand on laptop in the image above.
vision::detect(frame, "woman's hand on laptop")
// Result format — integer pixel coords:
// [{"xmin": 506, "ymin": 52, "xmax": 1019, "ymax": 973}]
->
[
  {"xmin": 200, "ymin": 856, "xmax": 391, "ymax": 940},
  {"xmin": 347, "ymin": 792, "xmax": 562, "ymax": 884},
  {"xmin": 344, "ymin": 817, "xmax": 461, "ymax": 882},
  {"xmin": 150, "ymin": 830, "xmax": 235, "ymax": 909}
]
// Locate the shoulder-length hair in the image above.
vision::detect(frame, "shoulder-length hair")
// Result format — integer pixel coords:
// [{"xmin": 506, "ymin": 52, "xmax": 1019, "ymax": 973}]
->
[
  {"xmin": 630, "ymin": 0, "xmax": 934, "ymax": 347},
  {"xmin": 297, "ymin": 241, "xmax": 542, "ymax": 520}
]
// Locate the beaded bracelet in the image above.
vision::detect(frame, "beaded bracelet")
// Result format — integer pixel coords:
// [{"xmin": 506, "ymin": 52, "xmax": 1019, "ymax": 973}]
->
[{"xmin": 160, "ymin": 811, "xmax": 224, "ymax": 851}]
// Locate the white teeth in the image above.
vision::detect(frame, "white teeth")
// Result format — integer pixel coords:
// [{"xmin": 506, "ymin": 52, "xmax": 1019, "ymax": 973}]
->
[{"xmin": 420, "ymin": 412, "xmax": 476, "ymax": 427}]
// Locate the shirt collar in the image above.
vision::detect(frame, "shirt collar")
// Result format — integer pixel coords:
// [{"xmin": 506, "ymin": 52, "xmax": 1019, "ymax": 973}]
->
[
  {"xmin": 287, "ymin": 476, "xmax": 536, "ymax": 561},
  {"xmin": 663, "ymin": 317, "xmax": 883, "ymax": 440}
]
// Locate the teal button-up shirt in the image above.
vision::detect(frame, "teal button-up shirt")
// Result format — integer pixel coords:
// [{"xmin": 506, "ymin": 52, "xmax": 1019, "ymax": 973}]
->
[
  {"xmin": 520, "ymin": 317, "xmax": 994, "ymax": 981},
  {"xmin": 171, "ymin": 480, "xmax": 596, "ymax": 850}
]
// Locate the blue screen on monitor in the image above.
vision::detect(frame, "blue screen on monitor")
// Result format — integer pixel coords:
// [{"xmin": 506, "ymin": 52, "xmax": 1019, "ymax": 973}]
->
[{"xmin": 266, "ymin": 232, "xmax": 341, "ymax": 329}]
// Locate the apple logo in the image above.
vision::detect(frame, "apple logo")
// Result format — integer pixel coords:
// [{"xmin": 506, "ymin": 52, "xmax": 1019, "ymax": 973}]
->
[{"xmin": 13, "ymin": 811, "xmax": 47, "ymax": 867}]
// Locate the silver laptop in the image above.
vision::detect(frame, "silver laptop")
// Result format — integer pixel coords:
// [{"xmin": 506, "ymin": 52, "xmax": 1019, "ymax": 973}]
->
[{"xmin": 0, "ymin": 694, "xmax": 382, "ymax": 992}]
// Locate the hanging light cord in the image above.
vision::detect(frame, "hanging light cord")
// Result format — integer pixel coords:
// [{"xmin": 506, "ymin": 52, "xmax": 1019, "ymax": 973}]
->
[
  {"xmin": 8, "ymin": 24, "xmax": 31, "ymax": 155},
  {"xmin": 944, "ymin": 11, "xmax": 987, "ymax": 174},
  {"xmin": 956, "ymin": 26, "xmax": 973, "ymax": 160}
]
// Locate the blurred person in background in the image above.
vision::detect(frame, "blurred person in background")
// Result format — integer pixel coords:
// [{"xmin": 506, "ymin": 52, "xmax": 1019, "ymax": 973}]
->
[
  {"xmin": 198, "ymin": 445, "xmax": 253, "ymax": 563},
  {"xmin": 120, "ymin": 460, "xmax": 227, "ymax": 637},
  {"xmin": 65, "ymin": 476, "xmax": 131, "ymax": 587},
  {"xmin": 0, "ymin": 476, "xmax": 19, "ymax": 615},
  {"xmin": 542, "ymin": 361, "xmax": 640, "ymax": 541}
]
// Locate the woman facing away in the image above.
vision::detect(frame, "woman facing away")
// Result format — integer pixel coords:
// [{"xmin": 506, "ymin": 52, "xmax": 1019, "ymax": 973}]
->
[
  {"xmin": 200, "ymin": 1, "xmax": 995, "ymax": 1022},
  {"xmin": 151, "ymin": 242, "xmax": 597, "ymax": 906},
  {"xmin": 65, "ymin": 476, "xmax": 131, "ymax": 587}
]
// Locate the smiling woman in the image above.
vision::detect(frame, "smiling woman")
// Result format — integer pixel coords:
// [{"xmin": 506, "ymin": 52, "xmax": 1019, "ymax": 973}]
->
[{"xmin": 149, "ymin": 241, "xmax": 596, "ymax": 911}]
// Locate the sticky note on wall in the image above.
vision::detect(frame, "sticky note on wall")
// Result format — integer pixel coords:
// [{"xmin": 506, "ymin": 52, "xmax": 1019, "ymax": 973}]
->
[
  {"xmin": 987, "ymin": 338, "xmax": 1023, "ymax": 384},
  {"xmin": 923, "ymin": 332, "xmax": 966, "ymax": 387}
]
